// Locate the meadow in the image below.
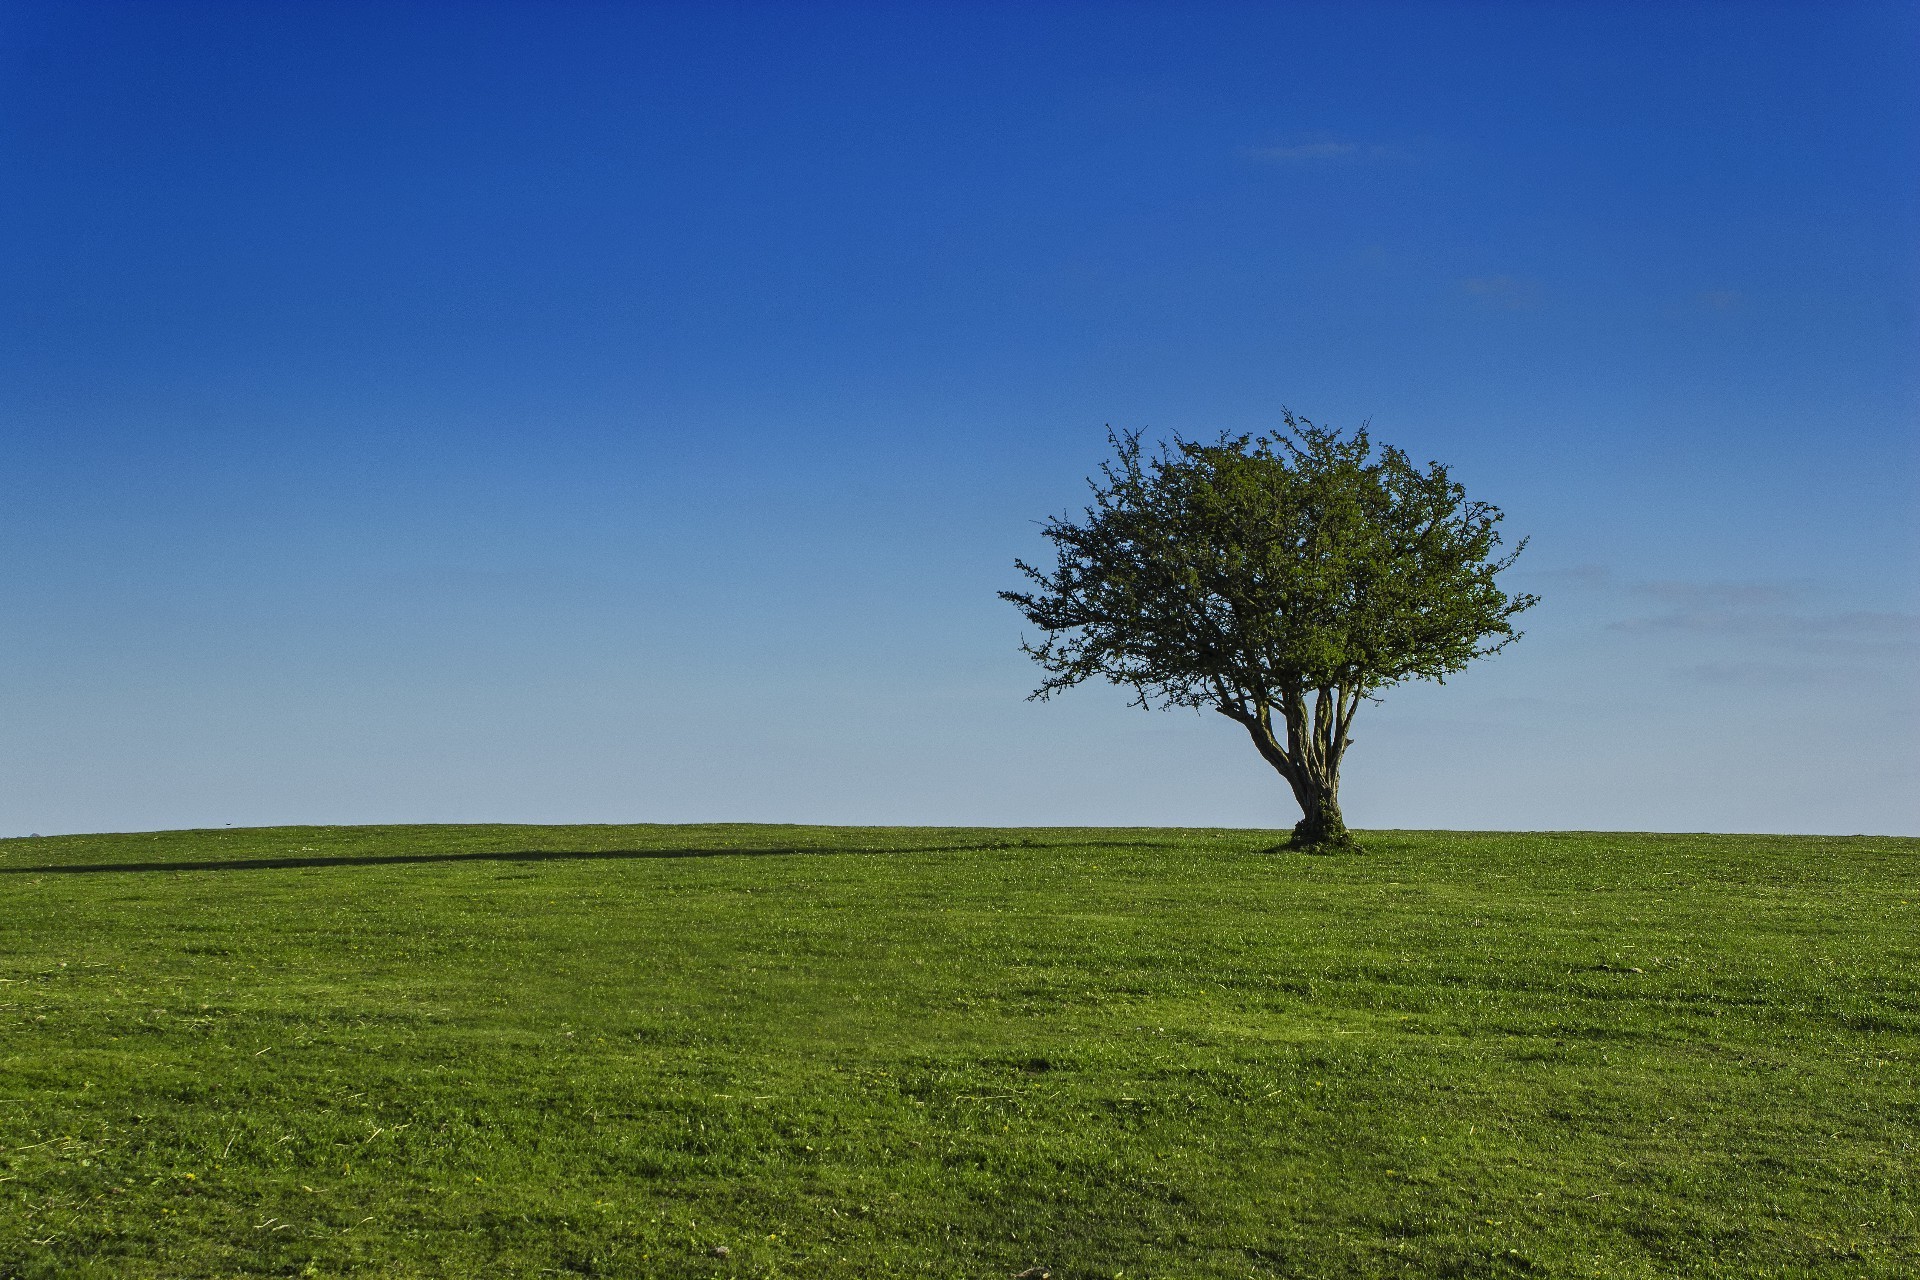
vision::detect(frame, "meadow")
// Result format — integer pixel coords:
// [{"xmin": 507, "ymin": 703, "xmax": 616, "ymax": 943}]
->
[{"xmin": 1, "ymin": 823, "xmax": 1913, "ymax": 1278}]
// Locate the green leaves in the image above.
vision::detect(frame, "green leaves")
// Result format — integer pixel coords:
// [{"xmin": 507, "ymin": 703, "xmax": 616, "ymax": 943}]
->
[{"xmin": 1004, "ymin": 415, "xmax": 1535, "ymax": 712}]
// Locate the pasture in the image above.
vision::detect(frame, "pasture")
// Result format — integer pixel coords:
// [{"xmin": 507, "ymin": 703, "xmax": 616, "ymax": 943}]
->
[{"xmin": 1, "ymin": 824, "xmax": 1914, "ymax": 1277}]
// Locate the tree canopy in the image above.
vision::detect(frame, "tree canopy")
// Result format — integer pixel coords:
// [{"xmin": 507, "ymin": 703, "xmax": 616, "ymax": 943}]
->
[{"xmin": 1002, "ymin": 414, "xmax": 1537, "ymax": 848}]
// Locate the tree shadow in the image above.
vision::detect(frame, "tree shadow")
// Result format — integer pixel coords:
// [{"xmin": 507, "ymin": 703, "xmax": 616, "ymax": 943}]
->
[
  {"xmin": 1255, "ymin": 842, "xmax": 1365, "ymax": 856},
  {"xmin": 2, "ymin": 845, "xmax": 924, "ymax": 876},
  {"xmin": 0, "ymin": 838, "xmax": 1146, "ymax": 876}
]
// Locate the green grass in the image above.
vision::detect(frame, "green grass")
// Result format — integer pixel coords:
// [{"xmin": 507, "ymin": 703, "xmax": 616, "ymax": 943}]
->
[{"xmin": 1, "ymin": 824, "xmax": 1915, "ymax": 1278}]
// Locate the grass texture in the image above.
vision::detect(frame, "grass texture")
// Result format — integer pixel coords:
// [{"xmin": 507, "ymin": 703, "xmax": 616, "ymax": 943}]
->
[{"xmin": 1, "ymin": 823, "xmax": 1914, "ymax": 1278}]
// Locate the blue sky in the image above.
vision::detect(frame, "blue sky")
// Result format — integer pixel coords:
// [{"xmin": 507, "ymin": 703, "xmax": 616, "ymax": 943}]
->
[{"xmin": 2, "ymin": 1, "xmax": 1914, "ymax": 837}]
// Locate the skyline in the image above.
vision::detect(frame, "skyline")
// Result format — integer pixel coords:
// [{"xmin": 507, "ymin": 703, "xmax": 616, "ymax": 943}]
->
[{"xmin": 1, "ymin": 1, "xmax": 1915, "ymax": 837}]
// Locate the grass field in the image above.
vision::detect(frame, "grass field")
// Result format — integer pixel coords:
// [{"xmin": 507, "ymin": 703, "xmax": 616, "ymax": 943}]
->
[{"xmin": 1, "ymin": 823, "xmax": 1914, "ymax": 1278}]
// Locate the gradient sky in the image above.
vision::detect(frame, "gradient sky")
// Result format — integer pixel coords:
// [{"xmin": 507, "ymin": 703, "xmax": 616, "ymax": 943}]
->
[{"xmin": 2, "ymin": 1, "xmax": 1915, "ymax": 838}]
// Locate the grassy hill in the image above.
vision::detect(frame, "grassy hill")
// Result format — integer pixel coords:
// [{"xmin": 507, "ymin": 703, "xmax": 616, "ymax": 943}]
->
[{"xmin": 2, "ymin": 824, "xmax": 1914, "ymax": 1278}]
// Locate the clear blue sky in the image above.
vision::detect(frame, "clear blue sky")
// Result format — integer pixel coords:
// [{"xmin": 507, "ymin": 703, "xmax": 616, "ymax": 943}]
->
[{"xmin": 2, "ymin": 1, "xmax": 1915, "ymax": 837}]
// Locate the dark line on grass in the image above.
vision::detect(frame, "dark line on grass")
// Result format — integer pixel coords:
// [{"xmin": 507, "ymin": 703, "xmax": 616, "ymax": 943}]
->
[
  {"xmin": 4, "ymin": 847, "xmax": 815, "ymax": 874},
  {"xmin": 0, "ymin": 839, "xmax": 1163, "ymax": 876}
]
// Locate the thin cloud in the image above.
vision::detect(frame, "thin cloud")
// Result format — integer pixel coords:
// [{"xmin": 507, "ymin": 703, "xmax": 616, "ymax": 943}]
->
[
  {"xmin": 1603, "ymin": 575, "xmax": 1916, "ymax": 653},
  {"xmin": 1461, "ymin": 275, "xmax": 1541, "ymax": 310},
  {"xmin": 1243, "ymin": 141, "xmax": 1357, "ymax": 162},
  {"xmin": 1673, "ymin": 660, "xmax": 1845, "ymax": 687},
  {"xmin": 1633, "ymin": 579, "xmax": 1805, "ymax": 608},
  {"xmin": 1612, "ymin": 609, "xmax": 1920, "ymax": 642},
  {"xmin": 1535, "ymin": 563, "xmax": 1613, "ymax": 588}
]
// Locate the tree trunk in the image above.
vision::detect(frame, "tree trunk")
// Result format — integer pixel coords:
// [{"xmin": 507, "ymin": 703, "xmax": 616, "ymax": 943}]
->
[
  {"xmin": 1287, "ymin": 770, "xmax": 1352, "ymax": 851},
  {"xmin": 1225, "ymin": 685, "xmax": 1361, "ymax": 851}
]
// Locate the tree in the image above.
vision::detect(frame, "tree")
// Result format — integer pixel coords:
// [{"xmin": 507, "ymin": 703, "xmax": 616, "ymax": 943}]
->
[{"xmin": 1001, "ymin": 413, "xmax": 1537, "ymax": 850}]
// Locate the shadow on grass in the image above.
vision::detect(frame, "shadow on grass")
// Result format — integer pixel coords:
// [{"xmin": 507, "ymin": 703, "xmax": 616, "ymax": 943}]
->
[
  {"xmin": 0, "ymin": 840, "xmax": 1143, "ymax": 876},
  {"xmin": 1, "ymin": 847, "xmax": 827, "ymax": 875},
  {"xmin": 1256, "ymin": 843, "xmax": 1362, "ymax": 857}
]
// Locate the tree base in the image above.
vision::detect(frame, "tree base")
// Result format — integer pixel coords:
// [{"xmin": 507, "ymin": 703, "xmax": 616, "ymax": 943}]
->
[{"xmin": 1288, "ymin": 815, "xmax": 1360, "ymax": 853}]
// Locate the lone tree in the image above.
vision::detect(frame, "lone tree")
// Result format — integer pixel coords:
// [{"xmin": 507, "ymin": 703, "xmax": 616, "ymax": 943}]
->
[{"xmin": 1002, "ymin": 413, "xmax": 1537, "ymax": 850}]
